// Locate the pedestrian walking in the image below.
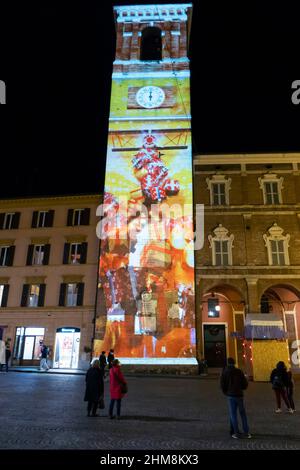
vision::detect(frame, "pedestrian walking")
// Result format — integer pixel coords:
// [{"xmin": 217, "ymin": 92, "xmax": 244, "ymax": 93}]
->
[
  {"xmin": 270, "ymin": 361, "xmax": 294, "ymax": 413},
  {"xmin": 107, "ymin": 349, "xmax": 114, "ymax": 369},
  {"xmin": 287, "ymin": 369, "xmax": 295, "ymax": 412},
  {"xmin": 84, "ymin": 360, "xmax": 104, "ymax": 417},
  {"xmin": 109, "ymin": 359, "xmax": 127, "ymax": 419},
  {"xmin": 39, "ymin": 342, "xmax": 50, "ymax": 371},
  {"xmin": 220, "ymin": 357, "xmax": 251, "ymax": 439}
]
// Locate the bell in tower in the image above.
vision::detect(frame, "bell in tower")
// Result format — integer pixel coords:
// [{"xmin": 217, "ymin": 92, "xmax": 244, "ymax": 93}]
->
[{"xmin": 94, "ymin": 4, "xmax": 197, "ymax": 369}]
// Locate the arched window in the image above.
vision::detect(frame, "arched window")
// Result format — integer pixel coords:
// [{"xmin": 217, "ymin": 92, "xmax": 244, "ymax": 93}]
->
[{"xmin": 140, "ymin": 27, "xmax": 162, "ymax": 61}]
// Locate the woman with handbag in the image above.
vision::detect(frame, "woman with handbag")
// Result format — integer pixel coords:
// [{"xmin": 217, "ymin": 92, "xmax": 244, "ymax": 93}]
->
[{"xmin": 109, "ymin": 359, "xmax": 127, "ymax": 419}]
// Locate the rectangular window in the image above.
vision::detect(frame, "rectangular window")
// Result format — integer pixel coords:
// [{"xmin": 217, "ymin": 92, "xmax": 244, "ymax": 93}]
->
[
  {"xmin": 3, "ymin": 213, "xmax": 15, "ymax": 230},
  {"xmin": 0, "ymin": 284, "xmax": 4, "ymax": 305},
  {"xmin": 73, "ymin": 209, "xmax": 84, "ymax": 226},
  {"xmin": 28, "ymin": 284, "xmax": 40, "ymax": 307},
  {"xmin": 208, "ymin": 298, "xmax": 220, "ymax": 317},
  {"xmin": 70, "ymin": 243, "xmax": 82, "ymax": 264},
  {"xmin": 0, "ymin": 246, "xmax": 9, "ymax": 266},
  {"xmin": 37, "ymin": 211, "xmax": 48, "ymax": 228},
  {"xmin": 265, "ymin": 182, "xmax": 279, "ymax": 204},
  {"xmin": 66, "ymin": 283, "xmax": 78, "ymax": 307},
  {"xmin": 271, "ymin": 240, "xmax": 285, "ymax": 265},
  {"xmin": 32, "ymin": 245, "xmax": 45, "ymax": 265},
  {"xmin": 214, "ymin": 240, "xmax": 229, "ymax": 266},
  {"xmin": 212, "ymin": 183, "xmax": 226, "ymax": 205}
]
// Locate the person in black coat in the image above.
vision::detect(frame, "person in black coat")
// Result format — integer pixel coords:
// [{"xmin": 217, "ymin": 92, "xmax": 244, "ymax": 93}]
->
[
  {"xmin": 270, "ymin": 361, "xmax": 293, "ymax": 413},
  {"xmin": 84, "ymin": 360, "xmax": 104, "ymax": 417},
  {"xmin": 220, "ymin": 357, "xmax": 251, "ymax": 439},
  {"xmin": 99, "ymin": 351, "xmax": 107, "ymax": 373},
  {"xmin": 107, "ymin": 349, "xmax": 114, "ymax": 369}
]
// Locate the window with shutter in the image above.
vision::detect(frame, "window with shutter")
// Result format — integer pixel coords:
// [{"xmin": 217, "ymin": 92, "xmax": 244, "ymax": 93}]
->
[
  {"xmin": 3, "ymin": 213, "xmax": 15, "ymax": 230},
  {"xmin": 1, "ymin": 284, "xmax": 9, "ymax": 307},
  {"xmin": 33, "ymin": 245, "xmax": 45, "ymax": 265},
  {"xmin": 66, "ymin": 283, "xmax": 78, "ymax": 307},
  {"xmin": 28, "ymin": 284, "xmax": 40, "ymax": 307},
  {"xmin": 0, "ymin": 246, "xmax": 10, "ymax": 266},
  {"xmin": 0, "ymin": 285, "xmax": 5, "ymax": 306},
  {"xmin": 37, "ymin": 211, "xmax": 48, "ymax": 228},
  {"xmin": 70, "ymin": 243, "xmax": 82, "ymax": 264}
]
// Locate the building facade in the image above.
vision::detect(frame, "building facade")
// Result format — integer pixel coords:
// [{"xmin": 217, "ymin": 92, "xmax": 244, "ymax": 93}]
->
[
  {"xmin": 0, "ymin": 194, "xmax": 100, "ymax": 369},
  {"xmin": 194, "ymin": 152, "xmax": 300, "ymax": 372}
]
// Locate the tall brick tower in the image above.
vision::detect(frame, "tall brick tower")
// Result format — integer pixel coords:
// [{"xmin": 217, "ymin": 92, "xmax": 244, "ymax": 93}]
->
[{"xmin": 94, "ymin": 4, "xmax": 196, "ymax": 369}]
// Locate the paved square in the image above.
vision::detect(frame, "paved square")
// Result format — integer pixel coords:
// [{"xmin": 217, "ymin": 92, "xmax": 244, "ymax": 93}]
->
[{"xmin": 0, "ymin": 372, "xmax": 299, "ymax": 450}]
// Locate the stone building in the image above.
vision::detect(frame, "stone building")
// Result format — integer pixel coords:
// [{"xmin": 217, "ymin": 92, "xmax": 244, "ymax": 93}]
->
[
  {"xmin": 194, "ymin": 152, "xmax": 300, "ymax": 371},
  {"xmin": 0, "ymin": 194, "xmax": 100, "ymax": 369}
]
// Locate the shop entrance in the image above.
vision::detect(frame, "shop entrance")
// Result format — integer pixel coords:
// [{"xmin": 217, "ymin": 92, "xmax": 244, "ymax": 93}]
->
[
  {"xmin": 53, "ymin": 327, "xmax": 80, "ymax": 369},
  {"xmin": 203, "ymin": 324, "xmax": 227, "ymax": 367},
  {"xmin": 14, "ymin": 327, "xmax": 45, "ymax": 365}
]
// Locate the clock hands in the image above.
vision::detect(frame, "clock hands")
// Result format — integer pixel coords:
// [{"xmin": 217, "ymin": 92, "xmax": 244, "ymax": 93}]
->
[{"xmin": 148, "ymin": 88, "xmax": 153, "ymax": 102}]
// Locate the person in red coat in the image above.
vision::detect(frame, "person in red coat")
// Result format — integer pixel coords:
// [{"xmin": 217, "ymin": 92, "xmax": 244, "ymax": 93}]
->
[{"xmin": 109, "ymin": 359, "xmax": 127, "ymax": 419}]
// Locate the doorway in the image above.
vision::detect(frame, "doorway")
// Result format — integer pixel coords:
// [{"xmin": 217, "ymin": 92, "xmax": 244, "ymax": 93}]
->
[
  {"xmin": 14, "ymin": 327, "xmax": 45, "ymax": 365},
  {"xmin": 203, "ymin": 324, "xmax": 227, "ymax": 367},
  {"xmin": 53, "ymin": 327, "xmax": 81, "ymax": 369}
]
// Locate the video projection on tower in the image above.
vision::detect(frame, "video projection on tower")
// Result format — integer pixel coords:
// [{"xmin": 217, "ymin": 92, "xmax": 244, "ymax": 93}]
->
[{"xmin": 94, "ymin": 4, "xmax": 196, "ymax": 362}]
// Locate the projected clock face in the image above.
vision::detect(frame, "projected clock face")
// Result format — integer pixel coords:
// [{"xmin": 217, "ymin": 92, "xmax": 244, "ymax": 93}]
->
[{"xmin": 136, "ymin": 86, "xmax": 165, "ymax": 108}]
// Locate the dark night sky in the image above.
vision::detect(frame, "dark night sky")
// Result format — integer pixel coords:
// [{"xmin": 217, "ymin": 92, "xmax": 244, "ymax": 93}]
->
[{"xmin": 0, "ymin": 0, "xmax": 299, "ymax": 198}]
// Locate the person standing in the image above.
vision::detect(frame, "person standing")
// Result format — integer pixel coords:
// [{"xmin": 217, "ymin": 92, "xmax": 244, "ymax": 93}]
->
[
  {"xmin": 107, "ymin": 349, "xmax": 114, "ymax": 369},
  {"xmin": 287, "ymin": 369, "xmax": 295, "ymax": 412},
  {"xmin": 270, "ymin": 361, "xmax": 293, "ymax": 413},
  {"xmin": 39, "ymin": 343, "xmax": 49, "ymax": 371},
  {"xmin": 99, "ymin": 351, "xmax": 107, "ymax": 374},
  {"xmin": 84, "ymin": 360, "xmax": 104, "ymax": 417},
  {"xmin": 220, "ymin": 357, "xmax": 251, "ymax": 439},
  {"xmin": 0, "ymin": 339, "xmax": 6, "ymax": 372},
  {"xmin": 5, "ymin": 339, "xmax": 11, "ymax": 372},
  {"xmin": 109, "ymin": 359, "xmax": 127, "ymax": 419}
]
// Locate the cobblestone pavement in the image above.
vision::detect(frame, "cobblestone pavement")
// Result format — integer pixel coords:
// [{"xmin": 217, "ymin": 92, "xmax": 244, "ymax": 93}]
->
[{"xmin": 0, "ymin": 372, "xmax": 299, "ymax": 450}]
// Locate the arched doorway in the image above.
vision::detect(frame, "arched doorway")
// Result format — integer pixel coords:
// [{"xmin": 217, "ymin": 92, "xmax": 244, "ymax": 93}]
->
[
  {"xmin": 201, "ymin": 285, "xmax": 245, "ymax": 368},
  {"xmin": 260, "ymin": 284, "xmax": 300, "ymax": 370},
  {"xmin": 53, "ymin": 327, "xmax": 81, "ymax": 369},
  {"xmin": 140, "ymin": 27, "xmax": 162, "ymax": 61}
]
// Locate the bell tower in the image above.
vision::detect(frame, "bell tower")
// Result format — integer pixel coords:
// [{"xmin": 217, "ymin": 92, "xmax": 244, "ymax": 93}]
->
[{"xmin": 95, "ymin": 4, "xmax": 196, "ymax": 368}]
